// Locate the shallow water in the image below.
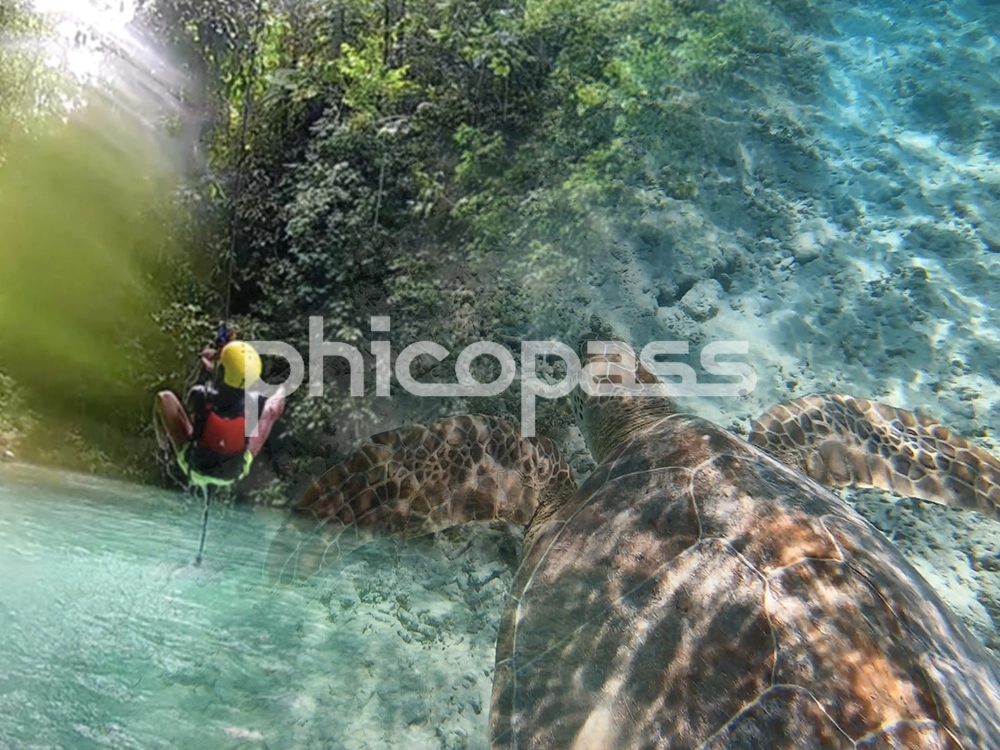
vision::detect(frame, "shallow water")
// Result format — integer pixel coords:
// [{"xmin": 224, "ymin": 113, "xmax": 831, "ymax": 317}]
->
[
  {"xmin": 0, "ymin": 463, "xmax": 514, "ymax": 749},
  {"xmin": 4, "ymin": 460, "xmax": 1000, "ymax": 748}
]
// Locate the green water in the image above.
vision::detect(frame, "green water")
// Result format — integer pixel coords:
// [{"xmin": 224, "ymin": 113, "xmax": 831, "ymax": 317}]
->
[{"xmin": 0, "ymin": 464, "xmax": 509, "ymax": 749}]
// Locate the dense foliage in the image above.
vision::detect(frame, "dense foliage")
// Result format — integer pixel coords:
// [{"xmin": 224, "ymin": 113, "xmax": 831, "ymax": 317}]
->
[
  {"xmin": 140, "ymin": 0, "xmax": 796, "ymax": 496},
  {"xmin": 0, "ymin": 0, "xmax": 801, "ymax": 493}
]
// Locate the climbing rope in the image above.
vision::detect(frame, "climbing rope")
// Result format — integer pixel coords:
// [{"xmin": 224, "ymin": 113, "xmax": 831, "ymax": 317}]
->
[
  {"xmin": 194, "ymin": 485, "xmax": 213, "ymax": 567},
  {"xmin": 152, "ymin": 1, "xmax": 269, "ymax": 566},
  {"xmin": 221, "ymin": 0, "xmax": 267, "ymax": 327}
]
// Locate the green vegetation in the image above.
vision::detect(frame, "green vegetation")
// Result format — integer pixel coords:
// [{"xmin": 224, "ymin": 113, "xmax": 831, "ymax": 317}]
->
[
  {"xmin": 0, "ymin": 0, "xmax": 799, "ymax": 491},
  {"xmin": 0, "ymin": 2, "xmax": 195, "ymax": 475}
]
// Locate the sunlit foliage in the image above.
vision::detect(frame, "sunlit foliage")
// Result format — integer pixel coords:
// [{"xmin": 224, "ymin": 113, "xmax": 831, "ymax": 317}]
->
[{"xmin": 0, "ymin": 0, "xmax": 804, "ymax": 483}]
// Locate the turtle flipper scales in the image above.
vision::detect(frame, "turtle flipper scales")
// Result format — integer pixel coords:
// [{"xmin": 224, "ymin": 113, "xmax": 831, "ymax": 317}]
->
[
  {"xmin": 750, "ymin": 394, "xmax": 1000, "ymax": 517},
  {"xmin": 263, "ymin": 414, "xmax": 575, "ymax": 584}
]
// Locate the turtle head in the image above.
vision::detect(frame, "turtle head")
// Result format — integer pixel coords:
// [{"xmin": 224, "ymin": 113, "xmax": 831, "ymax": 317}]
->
[{"xmin": 571, "ymin": 331, "xmax": 675, "ymax": 464}]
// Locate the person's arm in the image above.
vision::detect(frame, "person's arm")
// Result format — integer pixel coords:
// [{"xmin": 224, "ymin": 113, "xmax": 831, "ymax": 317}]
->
[
  {"xmin": 200, "ymin": 348, "xmax": 216, "ymax": 374},
  {"xmin": 201, "ymin": 326, "xmax": 233, "ymax": 373},
  {"xmin": 263, "ymin": 385, "xmax": 286, "ymax": 409},
  {"xmin": 247, "ymin": 387, "xmax": 286, "ymax": 456}
]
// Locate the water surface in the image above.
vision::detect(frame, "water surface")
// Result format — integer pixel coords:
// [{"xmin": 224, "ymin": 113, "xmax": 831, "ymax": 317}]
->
[{"xmin": 0, "ymin": 464, "xmax": 510, "ymax": 749}]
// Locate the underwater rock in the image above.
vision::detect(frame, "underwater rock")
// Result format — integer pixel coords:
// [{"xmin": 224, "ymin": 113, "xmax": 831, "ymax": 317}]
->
[
  {"xmin": 679, "ymin": 278, "xmax": 723, "ymax": 321},
  {"xmin": 980, "ymin": 226, "xmax": 1000, "ymax": 254},
  {"xmin": 792, "ymin": 239, "xmax": 822, "ymax": 264},
  {"xmin": 655, "ymin": 305, "xmax": 703, "ymax": 345},
  {"xmin": 400, "ymin": 696, "xmax": 429, "ymax": 726},
  {"xmin": 792, "ymin": 217, "xmax": 839, "ymax": 264}
]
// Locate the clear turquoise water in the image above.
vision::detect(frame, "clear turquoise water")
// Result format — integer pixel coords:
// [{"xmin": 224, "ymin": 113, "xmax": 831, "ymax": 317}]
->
[{"xmin": 0, "ymin": 464, "xmax": 510, "ymax": 749}]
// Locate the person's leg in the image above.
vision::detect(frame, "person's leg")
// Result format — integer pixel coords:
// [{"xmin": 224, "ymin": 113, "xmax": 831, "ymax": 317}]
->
[
  {"xmin": 248, "ymin": 387, "xmax": 286, "ymax": 456},
  {"xmin": 155, "ymin": 391, "xmax": 193, "ymax": 451}
]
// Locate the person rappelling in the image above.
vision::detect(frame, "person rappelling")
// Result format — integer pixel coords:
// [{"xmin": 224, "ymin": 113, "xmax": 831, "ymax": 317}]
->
[
  {"xmin": 154, "ymin": 333, "xmax": 286, "ymax": 490},
  {"xmin": 153, "ymin": 328, "xmax": 286, "ymax": 566}
]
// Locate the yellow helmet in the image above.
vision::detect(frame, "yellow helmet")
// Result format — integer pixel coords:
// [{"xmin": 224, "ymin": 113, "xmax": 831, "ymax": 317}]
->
[{"xmin": 218, "ymin": 341, "xmax": 261, "ymax": 389}]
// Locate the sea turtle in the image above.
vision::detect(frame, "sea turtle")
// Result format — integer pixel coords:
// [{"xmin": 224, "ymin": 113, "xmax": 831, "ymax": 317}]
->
[{"xmin": 265, "ymin": 335, "xmax": 1000, "ymax": 748}]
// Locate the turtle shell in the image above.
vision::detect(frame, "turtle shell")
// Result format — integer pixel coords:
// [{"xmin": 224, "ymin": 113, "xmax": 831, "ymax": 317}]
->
[{"xmin": 490, "ymin": 414, "xmax": 1000, "ymax": 749}]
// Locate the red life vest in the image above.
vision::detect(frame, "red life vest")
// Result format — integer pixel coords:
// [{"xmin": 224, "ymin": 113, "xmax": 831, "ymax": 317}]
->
[{"xmin": 196, "ymin": 402, "xmax": 247, "ymax": 456}]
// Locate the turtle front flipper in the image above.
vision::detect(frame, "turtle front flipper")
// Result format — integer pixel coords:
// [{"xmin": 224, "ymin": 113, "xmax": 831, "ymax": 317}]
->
[
  {"xmin": 750, "ymin": 393, "xmax": 1000, "ymax": 516},
  {"xmin": 263, "ymin": 414, "xmax": 575, "ymax": 584}
]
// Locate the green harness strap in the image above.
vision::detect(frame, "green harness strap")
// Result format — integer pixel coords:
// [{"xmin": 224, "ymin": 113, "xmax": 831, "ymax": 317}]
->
[{"xmin": 175, "ymin": 444, "xmax": 254, "ymax": 490}]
